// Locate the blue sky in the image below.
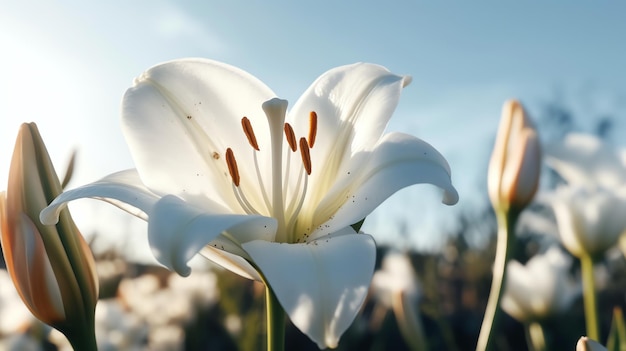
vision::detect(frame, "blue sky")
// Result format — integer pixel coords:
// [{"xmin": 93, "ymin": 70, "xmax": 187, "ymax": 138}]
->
[{"xmin": 2, "ymin": 1, "xmax": 625, "ymax": 257}]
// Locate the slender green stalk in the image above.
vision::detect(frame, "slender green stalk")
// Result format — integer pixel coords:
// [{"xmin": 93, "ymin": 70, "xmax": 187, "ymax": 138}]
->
[
  {"xmin": 581, "ymin": 254, "xmax": 600, "ymax": 341},
  {"xmin": 265, "ymin": 284, "xmax": 285, "ymax": 351},
  {"xmin": 65, "ymin": 325, "xmax": 98, "ymax": 351},
  {"xmin": 525, "ymin": 322, "xmax": 546, "ymax": 351},
  {"xmin": 475, "ymin": 209, "xmax": 519, "ymax": 351}
]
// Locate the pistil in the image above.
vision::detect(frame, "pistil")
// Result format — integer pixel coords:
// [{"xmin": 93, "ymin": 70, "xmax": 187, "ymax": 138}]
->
[{"xmin": 262, "ymin": 98, "xmax": 289, "ymax": 242}]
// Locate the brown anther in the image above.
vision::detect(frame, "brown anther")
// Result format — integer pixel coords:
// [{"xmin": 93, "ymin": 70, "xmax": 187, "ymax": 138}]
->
[
  {"xmin": 225, "ymin": 148, "xmax": 240, "ymax": 186},
  {"xmin": 284, "ymin": 123, "xmax": 298, "ymax": 152},
  {"xmin": 299, "ymin": 137, "xmax": 312, "ymax": 175},
  {"xmin": 241, "ymin": 117, "xmax": 260, "ymax": 151},
  {"xmin": 308, "ymin": 111, "xmax": 318, "ymax": 148}
]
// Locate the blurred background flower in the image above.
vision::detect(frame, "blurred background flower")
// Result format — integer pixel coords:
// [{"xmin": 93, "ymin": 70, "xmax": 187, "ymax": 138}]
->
[
  {"xmin": 502, "ymin": 246, "xmax": 579, "ymax": 323},
  {"xmin": 371, "ymin": 251, "xmax": 427, "ymax": 350}
]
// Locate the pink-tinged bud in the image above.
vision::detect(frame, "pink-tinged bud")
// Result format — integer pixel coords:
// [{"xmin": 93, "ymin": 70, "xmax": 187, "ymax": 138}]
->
[
  {"xmin": 488, "ymin": 100, "xmax": 542, "ymax": 212},
  {"xmin": 1, "ymin": 123, "xmax": 98, "ymax": 349}
]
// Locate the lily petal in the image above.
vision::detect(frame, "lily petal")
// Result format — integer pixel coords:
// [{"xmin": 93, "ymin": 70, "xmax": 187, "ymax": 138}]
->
[
  {"xmin": 122, "ymin": 58, "xmax": 276, "ymax": 211},
  {"xmin": 2, "ymin": 191, "xmax": 65, "ymax": 323},
  {"xmin": 200, "ymin": 246, "xmax": 262, "ymax": 281},
  {"xmin": 311, "ymin": 132, "xmax": 458, "ymax": 239},
  {"xmin": 545, "ymin": 133, "xmax": 626, "ymax": 189},
  {"xmin": 243, "ymin": 229, "xmax": 376, "ymax": 349},
  {"xmin": 149, "ymin": 195, "xmax": 277, "ymax": 276},
  {"xmin": 15, "ymin": 213, "xmax": 66, "ymax": 322},
  {"xmin": 41, "ymin": 169, "xmax": 160, "ymax": 224},
  {"xmin": 289, "ymin": 63, "xmax": 408, "ymax": 204}
]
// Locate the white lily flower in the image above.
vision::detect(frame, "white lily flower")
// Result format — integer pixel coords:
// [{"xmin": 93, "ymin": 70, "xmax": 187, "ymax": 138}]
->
[
  {"xmin": 41, "ymin": 58, "xmax": 458, "ymax": 348},
  {"xmin": 551, "ymin": 186, "xmax": 626, "ymax": 259},
  {"xmin": 371, "ymin": 251, "xmax": 426, "ymax": 350},
  {"xmin": 371, "ymin": 252, "xmax": 421, "ymax": 305},
  {"xmin": 501, "ymin": 246, "xmax": 579, "ymax": 322},
  {"xmin": 576, "ymin": 336, "xmax": 608, "ymax": 351},
  {"xmin": 544, "ymin": 133, "xmax": 626, "ymax": 258},
  {"xmin": 545, "ymin": 132, "xmax": 626, "ymax": 191}
]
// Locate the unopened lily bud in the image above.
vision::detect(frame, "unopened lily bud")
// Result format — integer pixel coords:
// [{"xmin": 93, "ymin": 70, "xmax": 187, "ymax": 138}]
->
[
  {"xmin": 576, "ymin": 336, "xmax": 608, "ymax": 351},
  {"xmin": 488, "ymin": 100, "xmax": 541, "ymax": 212},
  {"xmin": 0, "ymin": 123, "xmax": 98, "ymax": 349}
]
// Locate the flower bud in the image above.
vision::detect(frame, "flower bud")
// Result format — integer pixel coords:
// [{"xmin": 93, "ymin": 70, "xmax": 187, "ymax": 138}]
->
[
  {"xmin": 0, "ymin": 123, "xmax": 98, "ymax": 348},
  {"xmin": 577, "ymin": 336, "xmax": 608, "ymax": 351},
  {"xmin": 488, "ymin": 100, "xmax": 541, "ymax": 211}
]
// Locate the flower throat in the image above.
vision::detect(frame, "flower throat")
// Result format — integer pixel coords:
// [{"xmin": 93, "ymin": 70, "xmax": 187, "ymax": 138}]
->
[{"xmin": 224, "ymin": 98, "xmax": 317, "ymax": 243}]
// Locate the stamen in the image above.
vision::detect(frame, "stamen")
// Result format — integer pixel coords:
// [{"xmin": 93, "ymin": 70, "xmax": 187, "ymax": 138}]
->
[
  {"xmin": 232, "ymin": 183, "xmax": 259, "ymax": 215},
  {"xmin": 308, "ymin": 111, "xmax": 318, "ymax": 148},
  {"xmin": 299, "ymin": 137, "xmax": 312, "ymax": 175},
  {"xmin": 284, "ymin": 123, "xmax": 298, "ymax": 152},
  {"xmin": 286, "ymin": 170, "xmax": 308, "ymax": 239},
  {"xmin": 253, "ymin": 151, "xmax": 273, "ymax": 213},
  {"xmin": 225, "ymin": 148, "xmax": 240, "ymax": 186},
  {"xmin": 282, "ymin": 146, "xmax": 292, "ymax": 205},
  {"xmin": 241, "ymin": 117, "xmax": 260, "ymax": 151},
  {"xmin": 285, "ymin": 162, "xmax": 305, "ymax": 215}
]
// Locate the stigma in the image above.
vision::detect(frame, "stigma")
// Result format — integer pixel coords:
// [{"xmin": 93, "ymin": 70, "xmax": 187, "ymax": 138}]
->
[{"xmin": 224, "ymin": 98, "xmax": 317, "ymax": 242}]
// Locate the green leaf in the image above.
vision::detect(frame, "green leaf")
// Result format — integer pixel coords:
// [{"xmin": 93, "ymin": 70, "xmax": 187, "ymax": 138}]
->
[
  {"xmin": 61, "ymin": 149, "xmax": 77, "ymax": 189},
  {"xmin": 351, "ymin": 218, "xmax": 365, "ymax": 232},
  {"xmin": 606, "ymin": 307, "xmax": 626, "ymax": 351}
]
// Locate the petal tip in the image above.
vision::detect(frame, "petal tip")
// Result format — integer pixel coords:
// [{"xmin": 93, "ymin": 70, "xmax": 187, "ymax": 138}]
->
[
  {"xmin": 442, "ymin": 187, "xmax": 459, "ymax": 205},
  {"xmin": 402, "ymin": 75, "xmax": 412, "ymax": 88},
  {"xmin": 39, "ymin": 206, "xmax": 61, "ymax": 225}
]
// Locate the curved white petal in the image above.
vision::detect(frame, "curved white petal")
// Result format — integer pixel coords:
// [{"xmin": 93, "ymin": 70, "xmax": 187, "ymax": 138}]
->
[
  {"xmin": 545, "ymin": 133, "xmax": 626, "ymax": 189},
  {"xmin": 122, "ymin": 58, "xmax": 277, "ymax": 211},
  {"xmin": 243, "ymin": 229, "xmax": 376, "ymax": 349},
  {"xmin": 200, "ymin": 246, "xmax": 261, "ymax": 281},
  {"xmin": 310, "ymin": 132, "xmax": 458, "ymax": 239},
  {"xmin": 149, "ymin": 195, "xmax": 277, "ymax": 277},
  {"xmin": 40, "ymin": 169, "xmax": 160, "ymax": 224},
  {"xmin": 288, "ymin": 63, "xmax": 408, "ymax": 206}
]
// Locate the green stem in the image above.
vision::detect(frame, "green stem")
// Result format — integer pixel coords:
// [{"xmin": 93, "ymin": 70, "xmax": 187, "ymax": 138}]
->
[
  {"xmin": 525, "ymin": 322, "xmax": 546, "ymax": 351},
  {"xmin": 265, "ymin": 284, "xmax": 285, "ymax": 351},
  {"xmin": 65, "ymin": 326, "xmax": 98, "ymax": 351},
  {"xmin": 581, "ymin": 254, "xmax": 600, "ymax": 341},
  {"xmin": 475, "ymin": 209, "xmax": 518, "ymax": 351},
  {"xmin": 393, "ymin": 291, "xmax": 429, "ymax": 351}
]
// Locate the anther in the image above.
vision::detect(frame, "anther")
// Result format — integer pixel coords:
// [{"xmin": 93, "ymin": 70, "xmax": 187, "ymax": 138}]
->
[
  {"xmin": 225, "ymin": 148, "xmax": 240, "ymax": 186},
  {"xmin": 308, "ymin": 111, "xmax": 317, "ymax": 148},
  {"xmin": 241, "ymin": 117, "xmax": 260, "ymax": 151},
  {"xmin": 299, "ymin": 137, "xmax": 312, "ymax": 175},
  {"xmin": 284, "ymin": 123, "xmax": 297, "ymax": 152}
]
